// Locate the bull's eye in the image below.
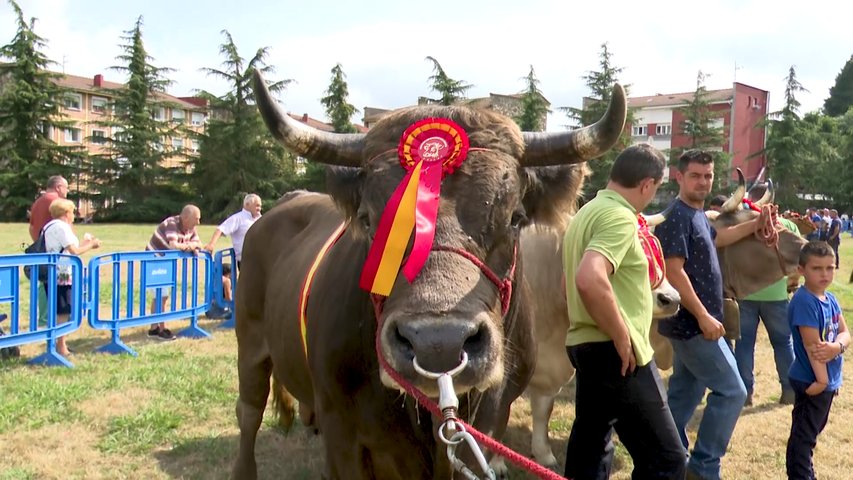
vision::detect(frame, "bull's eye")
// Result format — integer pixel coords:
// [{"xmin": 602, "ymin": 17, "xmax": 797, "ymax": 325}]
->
[
  {"xmin": 357, "ymin": 211, "xmax": 371, "ymax": 231},
  {"xmin": 511, "ymin": 209, "xmax": 527, "ymax": 229}
]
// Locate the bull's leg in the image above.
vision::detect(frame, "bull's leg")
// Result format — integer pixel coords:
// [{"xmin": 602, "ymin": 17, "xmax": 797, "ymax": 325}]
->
[
  {"xmin": 530, "ymin": 391, "xmax": 559, "ymax": 468},
  {"xmin": 232, "ymin": 353, "xmax": 272, "ymax": 480}
]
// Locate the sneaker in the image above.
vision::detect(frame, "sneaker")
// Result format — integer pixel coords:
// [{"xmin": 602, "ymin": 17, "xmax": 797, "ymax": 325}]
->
[
  {"xmin": 158, "ymin": 328, "xmax": 177, "ymax": 341},
  {"xmin": 148, "ymin": 326, "xmax": 161, "ymax": 337},
  {"xmin": 780, "ymin": 389, "xmax": 795, "ymax": 405},
  {"xmin": 744, "ymin": 391, "xmax": 753, "ymax": 407}
]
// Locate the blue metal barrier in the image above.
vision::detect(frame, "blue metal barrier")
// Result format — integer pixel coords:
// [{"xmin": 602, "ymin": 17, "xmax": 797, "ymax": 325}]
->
[
  {"xmin": 212, "ymin": 248, "xmax": 237, "ymax": 329},
  {"xmin": 0, "ymin": 254, "xmax": 85, "ymax": 367},
  {"xmin": 87, "ymin": 250, "xmax": 213, "ymax": 356}
]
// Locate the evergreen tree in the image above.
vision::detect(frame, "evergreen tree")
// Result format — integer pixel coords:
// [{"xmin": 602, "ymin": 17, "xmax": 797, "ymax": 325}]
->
[
  {"xmin": 671, "ymin": 70, "xmax": 731, "ymax": 195},
  {"xmin": 824, "ymin": 55, "xmax": 853, "ymax": 117},
  {"xmin": 514, "ymin": 65, "xmax": 550, "ymax": 132},
  {"xmin": 87, "ymin": 17, "xmax": 187, "ymax": 222},
  {"xmin": 424, "ymin": 56, "xmax": 472, "ymax": 105},
  {"xmin": 560, "ymin": 43, "xmax": 635, "ymax": 199},
  {"xmin": 321, "ymin": 63, "xmax": 358, "ymax": 133},
  {"xmin": 190, "ymin": 30, "xmax": 297, "ymax": 222},
  {"xmin": 0, "ymin": 0, "xmax": 82, "ymax": 220}
]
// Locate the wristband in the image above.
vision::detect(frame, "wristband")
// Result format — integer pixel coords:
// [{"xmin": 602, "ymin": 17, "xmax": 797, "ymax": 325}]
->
[{"xmin": 840, "ymin": 342, "xmax": 847, "ymax": 355}]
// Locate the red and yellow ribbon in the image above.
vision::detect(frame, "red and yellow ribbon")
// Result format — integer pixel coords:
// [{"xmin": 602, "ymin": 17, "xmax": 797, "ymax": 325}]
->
[
  {"xmin": 637, "ymin": 214, "xmax": 666, "ymax": 290},
  {"xmin": 359, "ymin": 118, "xmax": 469, "ymax": 296}
]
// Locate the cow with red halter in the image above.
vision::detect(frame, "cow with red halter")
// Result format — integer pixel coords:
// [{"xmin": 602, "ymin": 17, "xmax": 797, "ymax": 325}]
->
[{"xmin": 232, "ymin": 70, "xmax": 628, "ymax": 479}]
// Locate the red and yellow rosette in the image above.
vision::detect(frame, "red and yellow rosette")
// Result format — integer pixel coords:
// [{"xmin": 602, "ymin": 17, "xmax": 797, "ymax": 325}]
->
[{"xmin": 359, "ymin": 118, "xmax": 469, "ymax": 296}]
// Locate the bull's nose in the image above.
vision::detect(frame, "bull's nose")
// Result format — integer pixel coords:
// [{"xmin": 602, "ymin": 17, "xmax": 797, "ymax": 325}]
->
[
  {"xmin": 657, "ymin": 292, "xmax": 676, "ymax": 307},
  {"xmin": 394, "ymin": 319, "xmax": 487, "ymax": 373}
]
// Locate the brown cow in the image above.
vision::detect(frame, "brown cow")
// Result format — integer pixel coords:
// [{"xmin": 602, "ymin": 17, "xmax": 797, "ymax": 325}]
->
[{"xmin": 232, "ymin": 70, "xmax": 628, "ymax": 479}]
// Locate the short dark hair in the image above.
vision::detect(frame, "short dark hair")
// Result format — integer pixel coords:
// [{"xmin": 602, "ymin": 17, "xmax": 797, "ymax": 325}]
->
[
  {"xmin": 799, "ymin": 241, "xmax": 835, "ymax": 267},
  {"xmin": 222, "ymin": 263, "xmax": 232, "ymax": 276},
  {"xmin": 609, "ymin": 144, "xmax": 666, "ymax": 188},
  {"xmin": 677, "ymin": 149, "xmax": 713, "ymax": 172},
  {"xmin": 709, "ymin": 195, "xmax": 727, "ymax": 208}
]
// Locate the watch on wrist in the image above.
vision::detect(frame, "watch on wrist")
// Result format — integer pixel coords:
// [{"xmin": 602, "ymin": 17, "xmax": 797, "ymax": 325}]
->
[{"xmin": 840, "ymin": 342, "xmax": 847, "ymax": 355}]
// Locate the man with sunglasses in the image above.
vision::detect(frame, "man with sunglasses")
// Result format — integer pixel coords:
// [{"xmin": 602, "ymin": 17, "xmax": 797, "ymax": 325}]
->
[{"xmin": 562, "ymin": 144, "xmax": 685, "ymax": 480}]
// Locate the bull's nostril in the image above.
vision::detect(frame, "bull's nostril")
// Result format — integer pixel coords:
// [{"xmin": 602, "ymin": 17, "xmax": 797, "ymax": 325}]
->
[
  {"xmin": 657, "ymin": 293, "xmax": 672, "ymax": 306},
  {"xmin": 463, "ymin": 325, "xmax": 487, "ymax": 357},
  {"xmin": 394, "ymin": 326, "xmax": 414, "ymax": 358}
]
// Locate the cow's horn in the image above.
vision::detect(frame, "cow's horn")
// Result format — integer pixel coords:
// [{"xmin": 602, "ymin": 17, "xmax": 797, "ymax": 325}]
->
[
  {"xmin": 521, "ymin": 84, "xmax": 627, "ymax": 167},
  {"xmin": 720, "ymin": 168, "xmax": 746, "ymax": 213},
  {"xmin": 643, "ymin": 202, "xmax": 676, "ymax": 227},
  {"xmin": 754, "ymin": 179, "xmax": 774, "ymax": 206},
  {"xmin": 253, "ymin": 69, "xmax": 365, "ymax": 167}
]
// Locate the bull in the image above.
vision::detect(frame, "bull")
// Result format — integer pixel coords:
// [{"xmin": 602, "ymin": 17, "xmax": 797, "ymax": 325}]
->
[{"xmin": 232, "ymin": 70, "xmax": 628, "ymax": 479}]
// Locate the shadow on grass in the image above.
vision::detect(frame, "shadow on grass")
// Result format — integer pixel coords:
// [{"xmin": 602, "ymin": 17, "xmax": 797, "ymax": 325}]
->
[{"xmin": 154, "ymin": 426, "xmax": 325, "ymax": 480}]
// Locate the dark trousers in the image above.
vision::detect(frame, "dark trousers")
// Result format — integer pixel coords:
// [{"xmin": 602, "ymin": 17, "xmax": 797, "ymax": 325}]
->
[
  {"xmin": 829, "ymin": 241, "xmax": 840, "ymax": 269},
  {"xmin": 786, "ymin": 379, "xmax": 836, "ymax": 480},
  {"xmin": 564, "ymin": 342, "xmax": 686, "ymax": 480}
]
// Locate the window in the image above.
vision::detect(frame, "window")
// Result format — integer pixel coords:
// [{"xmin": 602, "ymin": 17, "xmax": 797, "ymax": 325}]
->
[
  {"xmin": 151, "ymin": 107, "xmax": 166, "ymax": 121},
  {"xmin": 631, "ymin": 125, "xmax": 647, "ymax": 136},
  {"xmin": 37, "ymin": 122, "xmax": 54, "ymax": 140},
  {"xmin": 91, "ymin": 96, "xmax": 108, "ymax": 114},
  {"xmin": 64, "ymin": 127, "xmax": 82, "ymax": 143},
  {"xmin": 172, "ymin": 137, "xmax": 184, "ymax": 150},
  {"xmin": 64, "ymin": 93, "xmax": 82, "ymax": 111},
  {"xmin": 171, "ymin": 109, "xmax": 185, "ymax": 124},
  {"xmin": 191, "ymin": 139, "xmax": 200, "ymax": 153},
  {"xmin": 655, "ymin": 124, "xmax": 672, "ymax": 136},
  {"xmin": 191, "ymin": 112, "xmax": 206, "ymax": 126},
  {"xmin": 91, "ymin": 129, "xmax": 108, "ymax": 144}
]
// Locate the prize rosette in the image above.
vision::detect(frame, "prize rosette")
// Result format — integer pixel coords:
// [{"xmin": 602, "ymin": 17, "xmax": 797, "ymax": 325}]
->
[{"xmin": 360, "ymin": 118, "xmax": 470, "ymax": 296}]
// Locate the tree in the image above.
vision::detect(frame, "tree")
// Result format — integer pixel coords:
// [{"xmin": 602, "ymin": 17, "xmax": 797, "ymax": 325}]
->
[
  {"xmin": 321, "ymin": 63, "xmax": 359, "ymax": 134},
  {"xmin": 671, "ymin": 70, "xmax": 731, "ymax": 195},
  {"xmin": 560, "ymin": 43, "xmax": 635, "ymax": 199},
  {"xmin": 0, "ymin": 0, "xmax": 82, "ymax": 220},
  {"xmin": 513, "ymin": 65, "xmax": 550, "ymax": 132},
  {"xmin": 87, "ymin": 17, "xmax": 187, "ymax": 222},
  {"xmin": 424, "ymin": 56, "xmax": 472, "ymax": 106},
  {"xmin": 189, "ymin": 30, "xmax": 297, "ymax": 222},
  {"xmin": 824, "ymin": 55, "xmax": 853, "ymax": 117}
]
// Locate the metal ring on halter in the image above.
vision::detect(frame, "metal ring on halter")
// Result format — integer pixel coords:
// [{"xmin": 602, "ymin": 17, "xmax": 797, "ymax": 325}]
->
[
  {"xmin": 438, "ymin": 419, "xmax": 467, "ymax": 445},
  {"xmin": 413, "ymin": 351, "xmax": 469, "ymax": 379}
]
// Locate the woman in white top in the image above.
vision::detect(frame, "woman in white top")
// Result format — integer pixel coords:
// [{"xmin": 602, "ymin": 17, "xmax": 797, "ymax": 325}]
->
[{"xmin": 43, "ymin": 199, "xmax": 101, "ymax": 357}]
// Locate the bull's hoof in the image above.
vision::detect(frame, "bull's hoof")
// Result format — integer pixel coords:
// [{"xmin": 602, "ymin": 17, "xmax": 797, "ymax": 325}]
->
[{"xmin": 533, "ymin": 453, "xmax": 559, "ymax": 471}]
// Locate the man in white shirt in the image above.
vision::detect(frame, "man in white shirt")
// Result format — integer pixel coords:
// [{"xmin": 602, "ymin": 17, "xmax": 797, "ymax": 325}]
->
[{"xmin": 204, "ymin": 193, "xmax": 262, "ymax": 268}]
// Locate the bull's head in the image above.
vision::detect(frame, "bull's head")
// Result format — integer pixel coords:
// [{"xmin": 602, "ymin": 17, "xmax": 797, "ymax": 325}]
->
[
  {"xmin": 254, "ymin": 70, "xmax": 626, "ymax": 395},
  {"xmin": 710, "ymin": 171, "xmax": 805, "ymax": 298}
]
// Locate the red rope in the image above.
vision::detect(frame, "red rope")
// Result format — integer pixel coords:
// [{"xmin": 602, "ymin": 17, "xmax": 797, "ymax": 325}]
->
[
  {"xmin": 755, "ymin": 204, "xmax": 780, "ymax": 247},
  {"xmin": 372, "ymin": 301, "xmax": 567, "ymax": 480}
]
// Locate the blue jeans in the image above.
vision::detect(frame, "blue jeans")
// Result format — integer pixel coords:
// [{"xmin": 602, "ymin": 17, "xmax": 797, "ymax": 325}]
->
[
  {"xmin": 734, "ymin": 300, "xmax": 794, "ymax": 395},
  {"xmin": 668, "ymin": 335, "xmax": 747, "ymax": 480}
]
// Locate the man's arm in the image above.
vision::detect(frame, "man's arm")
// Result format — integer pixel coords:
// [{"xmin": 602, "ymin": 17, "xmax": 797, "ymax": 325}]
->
[
  {"xmin": 800, "ymin": 326, "xmax": 830, "ymax": 395},
  {"xmin": 205, "ymin": 228, "xmax": 224, "ymax": 252},
  {"xmin": 828, "ymin": 221, "xmax": 840, "ymax": 241},
  {"xmin": 664, "ymin": 256, "xmax": 726, "ymax": 340},
  {"xmin": 714, "ymin": 218, "xmax": 758, "ymax": 247},
  {"xmin": 575, "ymin": 250, "xmax": 635, "ymax": 376}
]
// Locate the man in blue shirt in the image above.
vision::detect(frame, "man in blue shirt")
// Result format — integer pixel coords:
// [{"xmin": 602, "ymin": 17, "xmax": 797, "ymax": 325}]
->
[{"xmin": 654, "ymin": 150, "xmax": 760, "ymax": 480}]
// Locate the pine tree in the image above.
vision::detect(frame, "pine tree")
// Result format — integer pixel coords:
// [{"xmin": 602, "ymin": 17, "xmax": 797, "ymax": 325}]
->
[
  {"xmin": 824, "ymin": 55, "xmax": 853, "ymax": 117},
  {"xmin": 560, "ymin": 43, "xmax": 635, "ymax": 199},
  {"xmin": 190, "ymin": 30, "xmax": 297, "ymax": 222},
  {"xmin": 87, "ymin": 17, "xmax": 187, "ymax": 222},
  {"xmin": 0, "ymin": 0, "xmax": 82, "ymax": 220},
  {"xmin": 321, "ymin": 63, "xmax": 359, "ymax": 134},
  {"xmin": 671, "ymin": 70, "xmax": 731, "ymax": 195},
  {"xmin": 514, "ymin": 65, "xmax": 550, "ymax": 132},
  {"xmin": 424, "ymin": 56, "xmax": 472, "ymax": 106}
]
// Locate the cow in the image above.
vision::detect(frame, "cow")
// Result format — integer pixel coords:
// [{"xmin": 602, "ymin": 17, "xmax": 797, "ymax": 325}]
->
[{"xmin": 232, "ymin": 69, "xmax": 628, "ymax": 480}]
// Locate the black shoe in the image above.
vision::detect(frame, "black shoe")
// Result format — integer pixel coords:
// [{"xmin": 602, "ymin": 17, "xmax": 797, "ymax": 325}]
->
[
  {"xmin": 158, "ymin": 328, "xmax": 177, "ymax": 341},
  {"xmin": 148, "ymin": 326, "xmax": 161, "ymax": 337},
  {"xmin": 744, "ymin": 391, "xmax": 753, "ymax": 407}
]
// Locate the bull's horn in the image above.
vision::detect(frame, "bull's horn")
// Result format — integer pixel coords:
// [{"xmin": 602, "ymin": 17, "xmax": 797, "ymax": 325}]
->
[
  {"xmin": 706, "ymin": 210, "xmax": 721, "ymax": 221},
  {"xmin": 642, "ymin": 202, "xmax": 676, "ymax": 227},
  {"xmin": 754, "ymin": 179, "xmax": 774, "ymax": 206},
  {"xmin": 720, "ymin": 168, "xmax": 746, "ymax": 213},
  {"xmin": 521, "ymin": 84, "xmax": 627, "ymax": 167},
  {"xmin": 253, "ymin": 69, "xmax": 365, "ymax": 167}
]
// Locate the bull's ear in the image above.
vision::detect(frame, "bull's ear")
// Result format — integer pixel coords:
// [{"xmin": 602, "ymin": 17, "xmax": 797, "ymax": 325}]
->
[
  {"xmin": 325, "ymin": 166, "xmax": 363, "ymax": 220},
  {"xmin": 520, "ymin": 165, "xmax": 589, "ymax": 228}
]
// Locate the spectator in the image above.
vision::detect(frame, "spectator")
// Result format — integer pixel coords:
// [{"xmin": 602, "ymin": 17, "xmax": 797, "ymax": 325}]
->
[
  {"xmin": 806, "ymin": 208, "xmax": 822, "ymax": 241},
  {"xmin": 786, "ymin": 241, "xmax": 848, "ymax": 479},
  {"xmin": 43, "ymin": 199, "xmax": 101, "ymax": 357},
  {"xmin": 204, "ymin": 193, "xmax": 262, "ymax": 269},
  {"xmin": 28, "ymin": 176, "xmax": 69, "ymax": 327},
  {"xmin": 562, "ymin": 144, "xmax": 685, "ymax": 479},
  {"xmin": 734, "ymin": 184, "xmax": 799, "ymax": 407},
  {"xmin": 654, "ymin": 149, "xmax": 758, "ymax": 480},
  {"xmin": 708, "ymin": 194, "xmax": 727, "ymax": 212},
  {"xmin": 826, "ymin": 209, "xmax": 841, "ymax": 269},
  {"xmin": 145, "ymin": 205, "xmax": 203, "ymax": 340}
]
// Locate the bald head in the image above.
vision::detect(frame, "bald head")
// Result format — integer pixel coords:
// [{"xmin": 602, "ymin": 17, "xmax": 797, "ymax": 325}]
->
[{"xmin": 180, "ymin": 204, "xmax": 201, "ymax": 230}]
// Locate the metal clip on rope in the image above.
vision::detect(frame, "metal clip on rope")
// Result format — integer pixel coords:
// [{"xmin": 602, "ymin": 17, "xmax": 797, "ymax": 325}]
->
[{"xmin": 413, "ymin": 353, "xmax": 496, "ymax": 480}]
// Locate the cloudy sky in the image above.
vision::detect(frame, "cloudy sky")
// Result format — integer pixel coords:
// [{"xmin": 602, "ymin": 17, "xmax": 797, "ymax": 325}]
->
[{"xmin": 2, "ymin": 0, "xmax": 850, "ymax": 131}]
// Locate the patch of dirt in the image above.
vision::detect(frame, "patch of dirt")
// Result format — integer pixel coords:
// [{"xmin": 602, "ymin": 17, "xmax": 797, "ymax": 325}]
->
[{"xmin": 78, "ymin": 387, "xmax": 155, "ymax": 425}]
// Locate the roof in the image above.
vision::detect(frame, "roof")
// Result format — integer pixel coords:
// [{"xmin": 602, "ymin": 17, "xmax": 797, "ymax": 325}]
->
[
  {"xmin": 53, "ymin": 72, "xmax": 205, "ymax": 110},
  {"xmin": 628, "ymin": 87, "xmax": 734, "ymax": 109},
  {"xmin": 288, "ymin": 112, "xmax": 369, "ymax": 133}
]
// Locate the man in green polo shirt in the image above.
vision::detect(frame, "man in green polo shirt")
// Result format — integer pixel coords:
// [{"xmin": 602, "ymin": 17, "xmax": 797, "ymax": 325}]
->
[
  {"xmin": 562, "ymin": 144, "xmax": 685, "ymax": 480},
  {"xmin": 734, "ymin": 184, "xmax": 800, "ymax": 407}
]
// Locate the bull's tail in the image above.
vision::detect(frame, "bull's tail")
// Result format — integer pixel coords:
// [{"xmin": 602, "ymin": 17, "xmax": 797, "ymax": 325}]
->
[{"xmin": 270, "ymin": 377, "xmax": 297, "ymax": 432}]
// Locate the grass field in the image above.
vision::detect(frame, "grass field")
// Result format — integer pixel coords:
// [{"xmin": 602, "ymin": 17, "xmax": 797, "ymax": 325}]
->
[{"xmin": 1, "ymin": 223, "xmax": 853, "ymax": 479}]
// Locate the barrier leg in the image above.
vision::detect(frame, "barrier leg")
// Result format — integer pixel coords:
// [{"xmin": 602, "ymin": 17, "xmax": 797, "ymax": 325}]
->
[
  {"xmin": 29, "ymin": 337, "xmax": 73, "ymax": 368},
  {"xmin": 95, "ymin": 328, "xmax": 138, "ymax": 356},
  {"xmin": 178, "ymin": 314, "xmax": 211, "ymax": 339}
]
